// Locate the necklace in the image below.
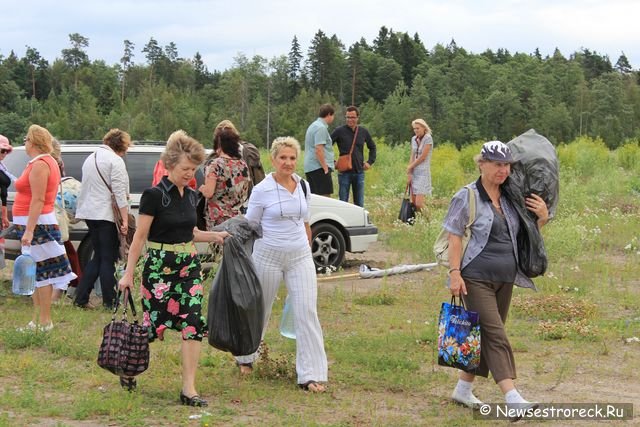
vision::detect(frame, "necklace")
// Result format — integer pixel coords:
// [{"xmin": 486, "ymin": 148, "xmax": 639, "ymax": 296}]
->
[{"xmin": 273, "ymin": 175, "xmax": 302, "ymax": 225}]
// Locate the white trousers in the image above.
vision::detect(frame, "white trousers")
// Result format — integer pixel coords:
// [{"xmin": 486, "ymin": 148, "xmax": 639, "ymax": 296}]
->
[{"xmin": 236, "ymin": 242, "xmax": 328, "ymax": 384}]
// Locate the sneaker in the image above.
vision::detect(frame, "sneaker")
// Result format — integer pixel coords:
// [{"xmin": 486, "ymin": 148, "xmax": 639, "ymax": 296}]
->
[
  {"xmin": 506, "ymin": 401, "xmax": 539, "ymax": 421},
  {"xmin": 17, "ymin": 321, "xmax": 37, "ymax": 332},
  {"xmin": 451, "ymin": 387, "xmax": 484, "ymax": 409},
  {"xmin": 39, "ymin": 322, "xmax": 54, "ymax": 332}
]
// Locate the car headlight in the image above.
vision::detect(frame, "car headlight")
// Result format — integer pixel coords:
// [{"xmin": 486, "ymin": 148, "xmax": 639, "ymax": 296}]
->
[{"xmin": 365, "ymin": 210, "xmax": 371, "ymax": 225}]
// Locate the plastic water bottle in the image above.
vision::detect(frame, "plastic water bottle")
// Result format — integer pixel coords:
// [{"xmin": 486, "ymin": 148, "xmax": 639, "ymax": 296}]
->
[
  {"xmin": 94, "ymin": 277, "xmax": 102, "ymax": 297},
  {"xmin": 279, "ymin": 295, "xmax": 296, "ymax": 339},
  {"xmin": 12, "ymin": 246, "xmax": 36, "ymax": 296}
]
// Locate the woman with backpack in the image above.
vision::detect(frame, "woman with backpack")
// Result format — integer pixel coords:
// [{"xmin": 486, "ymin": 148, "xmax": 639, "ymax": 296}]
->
[{"xmin": 199, "ymin": 126, "xmax": 250, "ymax": 229}]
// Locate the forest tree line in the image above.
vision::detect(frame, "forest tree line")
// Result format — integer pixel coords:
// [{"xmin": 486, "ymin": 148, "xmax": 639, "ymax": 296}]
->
[{"xmin": 0, "ymin": 27, "xmax": 639, "ymax": 149}]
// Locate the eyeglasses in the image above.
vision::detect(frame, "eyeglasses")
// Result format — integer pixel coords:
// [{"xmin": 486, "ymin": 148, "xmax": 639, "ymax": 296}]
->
[
  {"xmin": 345, "ymin": 116, "xmax": 358, "ymax": 120},
  {"xmin": 0, "ymin": 149, "xmax": 10, "ymax": 154},
  {"xmin": 274, "ymin": 178, "xmax": 302, "ymax": 225}
]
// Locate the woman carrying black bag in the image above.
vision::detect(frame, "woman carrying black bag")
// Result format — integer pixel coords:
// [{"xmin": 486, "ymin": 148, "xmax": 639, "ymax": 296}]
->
[
  {"xmin": 118, "ymin": 130, "xmax": 228, "ymax": 406},
  {"xmin": 441, "ymin": 141, "xmax": 549, "ymax": 413},
  {"xmin": 234, "ymin": 136, "xmax": 328, "ymax": 393}
]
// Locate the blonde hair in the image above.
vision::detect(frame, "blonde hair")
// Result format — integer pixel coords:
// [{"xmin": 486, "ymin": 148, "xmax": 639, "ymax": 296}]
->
[
  {"xmin": 103, "ymin": 128, "xmax": 132, "ymax": 154},
  {"xmin": 161, "ymin": 130, "xmax": 205, "ymax": 169},
  {"xmin": 51, "ymin": 138, "xmax": 62, "ymax": 162},
  {"xmin": 214, "ymin": 120, "xmax": 240, "ymax": 139},
  {"xmin": 270, "ymin": 136, "xmax": 300, "ymax": 159},
  {"xmin": 26, "ymin": 124, "xmax": 53, "ymax": 154},
  {"xmin": 411, "ymin": 118, "xmax": 432, "ymax": 135}
]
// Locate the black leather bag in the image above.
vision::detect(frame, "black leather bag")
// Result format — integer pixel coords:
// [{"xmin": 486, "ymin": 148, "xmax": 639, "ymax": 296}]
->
[
  {"xmin": 97, "ymin": 289, "xmax": 149, "ymax": 377},
  {"xmin": 398, "ymin": 185, "xmax": 416, "ymax": 224}
]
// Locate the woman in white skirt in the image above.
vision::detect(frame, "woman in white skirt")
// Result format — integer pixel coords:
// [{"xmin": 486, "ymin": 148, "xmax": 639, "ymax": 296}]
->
[
  {"xmin": 235, "ymin": 136, "xmax": 328, "ymax": 393},
  {"xmin": 407, "ymin": 118, "xmax": 434, "ymax": 214}
]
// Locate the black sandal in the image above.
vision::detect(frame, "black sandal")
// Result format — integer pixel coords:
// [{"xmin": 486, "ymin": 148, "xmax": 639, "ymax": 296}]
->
[
  {"xmin": 298, "ymin": 381, "xmax": 326, "ymax": 393},
  {"xmin": 119, "ymin": 376, "xmax": 137, "ymax": 392},
  {"xmin": 180, "ymin": 391, "xmax": 208, "ymax": 407}
]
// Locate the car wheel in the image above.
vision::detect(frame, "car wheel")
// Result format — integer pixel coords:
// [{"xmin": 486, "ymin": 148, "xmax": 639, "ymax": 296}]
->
[
  {"xmin": 77, "ymin": 237, "xmax": 94, "ymax": 270},
  {"xmin": 311, "ymin": 222, "xmax": 346, "ymax": 272}
]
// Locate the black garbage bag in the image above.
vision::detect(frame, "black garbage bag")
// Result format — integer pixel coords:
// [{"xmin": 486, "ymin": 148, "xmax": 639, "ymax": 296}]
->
[
  {"xmin": 502, "ymin": 180, "xmax": 548, "ymax": 278},
  {"xmin": 503, "ymin": 129, "xmax": 557, "ymax": 278},
  {"xmin": 507, "ymin": 129, "xmax": 560, "ymax": 219},
  {"xmin": 207, "ymin": 217, "xmax": 264, "ymax": 356}
]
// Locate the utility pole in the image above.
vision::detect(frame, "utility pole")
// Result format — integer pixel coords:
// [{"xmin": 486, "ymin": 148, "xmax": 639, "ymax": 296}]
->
[
  {"xmin": 351, "ymin": 63, "xmax": 356, "ymax": 106},
  {"xmin": 267, "ymin": 78, "xmax": 271, "ymax": 150}
]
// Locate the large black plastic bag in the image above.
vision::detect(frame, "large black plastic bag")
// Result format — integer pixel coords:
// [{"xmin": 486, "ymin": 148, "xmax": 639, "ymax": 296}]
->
[
  {"xmin": 505, "ymin": 179, "xmax": 548, "ymax": 278},
  {"xmin": 207, "ymin": 217, "xmax": 264, "ymax": 356},
  {"xmin": 503, "ymin": 129, "xmax": 558, "ymax": 278},
  {"xmin": 507, "ymin": 129, "xmax": 560, "ymax": 219}
]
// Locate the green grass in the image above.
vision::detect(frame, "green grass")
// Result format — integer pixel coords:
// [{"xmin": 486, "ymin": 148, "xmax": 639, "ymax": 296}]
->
[{"xmin": 1, "ymin": 138, "xmax": 640, "ymax": 425}]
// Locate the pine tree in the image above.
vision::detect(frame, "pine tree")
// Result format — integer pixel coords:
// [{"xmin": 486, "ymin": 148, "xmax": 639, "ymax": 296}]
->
[
  {"xmin": 24, "ymin": 46, "xmax": 42, "ymax": 99},
  {"xmin": 61, "ymin": 33, "xmax": 89, "ymax": 90},
  {"xmin": 288, "ymin": 36, "xmax": 303, "ymax": 97},
  {"xmin": 615, "ymin": 52, "xmax": 632, "ymax": 74},
  {"xmin": 120, "ymin": 40, "xmax": 135, "ymax": 104},
  {"xmin": 142, "ymin": 37, "xmax": 164, "ymax": 83}
]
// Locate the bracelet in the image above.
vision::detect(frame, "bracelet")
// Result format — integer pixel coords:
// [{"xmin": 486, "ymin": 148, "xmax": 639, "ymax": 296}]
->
[{"xmin": 448, "ymin": 268, "xmax": 461, "ymax": 274}]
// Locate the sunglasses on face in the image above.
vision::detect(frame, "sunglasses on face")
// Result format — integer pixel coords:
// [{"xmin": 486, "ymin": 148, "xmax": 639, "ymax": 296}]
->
[{"xmin": 0, "ymin": 149, "xmax": 9, "ymax": 154}]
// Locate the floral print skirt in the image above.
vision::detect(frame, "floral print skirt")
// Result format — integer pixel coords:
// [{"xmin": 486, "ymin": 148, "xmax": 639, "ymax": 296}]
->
[{"xmin": 140, "ymin": 247, "xmax": 206, "ymax": 342}]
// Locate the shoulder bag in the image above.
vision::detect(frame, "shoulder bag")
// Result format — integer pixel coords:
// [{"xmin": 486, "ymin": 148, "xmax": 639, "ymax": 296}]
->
[
  {"xmin": 335, "ymin": 127, "xmax": 359, "ymax": 173},
  {"xmin": 54, "ymin": 182, "xmax": 70, "ymax": 242},
  {"xmin": 94, "ymin": 152, "xmax": 136, "ymax": 259},
  {"xmin": 433, "ymin": 186, "xmax": 476, "ymax": 267},
  {"xmin": 97, "ymin": 288, "xmax": 150, "ymax": 377}
]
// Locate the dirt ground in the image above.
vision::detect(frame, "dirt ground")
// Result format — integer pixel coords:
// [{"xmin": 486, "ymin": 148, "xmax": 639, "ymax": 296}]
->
[{"xmin": 319, "ymin": 242, "xmax": 640, "ymax": 424}]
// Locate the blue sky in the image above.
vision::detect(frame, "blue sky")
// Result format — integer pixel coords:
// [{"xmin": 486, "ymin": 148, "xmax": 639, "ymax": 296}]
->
[{"xmin": 2, "ymin": 0, "xmax": 638, "ymax": 72}]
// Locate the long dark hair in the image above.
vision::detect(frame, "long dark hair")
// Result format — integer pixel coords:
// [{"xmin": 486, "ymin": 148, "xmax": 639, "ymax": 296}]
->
[{"xmin": 217, "ymin": 128, "xmax": 241, "ymax": 159}]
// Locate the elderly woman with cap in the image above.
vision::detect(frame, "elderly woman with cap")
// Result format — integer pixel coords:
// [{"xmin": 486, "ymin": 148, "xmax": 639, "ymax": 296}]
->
[{"xmin": 441, "ymin": 141, "xmax": 549, "ymax": 411}]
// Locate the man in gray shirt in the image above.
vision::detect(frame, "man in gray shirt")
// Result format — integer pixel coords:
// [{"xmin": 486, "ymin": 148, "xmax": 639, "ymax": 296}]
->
[{"xmin": 304, "ymin": 104, "xmax": 335, "ymax": 196}]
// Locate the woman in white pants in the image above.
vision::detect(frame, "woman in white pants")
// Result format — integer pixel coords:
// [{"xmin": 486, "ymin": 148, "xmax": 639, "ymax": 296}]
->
[{"xmin": 235, "ymin": 136, "xmax": 328, "ymax": 393}]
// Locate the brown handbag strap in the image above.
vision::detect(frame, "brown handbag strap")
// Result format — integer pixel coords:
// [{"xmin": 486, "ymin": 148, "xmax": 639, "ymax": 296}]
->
[
  {"xmin": 58, "ymin": 181, "xmax": 65, "ymax": 209},
  {"xmin": 413, "ymin": 136, "xmax": 422, "ymax": 161},
  {"xmin": 94, "ymin": 151, "xmax": 125, "ymax": 225},
  {"xmin": 347, "ymin": 126, "xmax": 359, "ymax": 155},
  {"xmin": 93, "ymin": 151, "xmax": 114, "ymax": 195}
]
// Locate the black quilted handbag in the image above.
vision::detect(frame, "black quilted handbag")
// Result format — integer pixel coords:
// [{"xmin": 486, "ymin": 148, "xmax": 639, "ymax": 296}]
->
[{"xmin": 97, "ymin": 289, "xmax": 150, "ymax": 377}]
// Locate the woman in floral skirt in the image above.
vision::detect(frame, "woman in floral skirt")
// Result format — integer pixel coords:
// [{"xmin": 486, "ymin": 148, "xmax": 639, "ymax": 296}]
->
[{"xmin": 119, "ymin": 130, "xmax": 228, "ymax": 406}]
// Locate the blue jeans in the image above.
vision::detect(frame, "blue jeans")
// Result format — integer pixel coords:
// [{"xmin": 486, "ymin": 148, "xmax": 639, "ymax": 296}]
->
[
  {"xmin": 338, "ymin": 171, "xmax": 365, "ymax": 207},
  {"xmin": 74, "ymin": 219, "xmax": 120, "ymax": 308}
]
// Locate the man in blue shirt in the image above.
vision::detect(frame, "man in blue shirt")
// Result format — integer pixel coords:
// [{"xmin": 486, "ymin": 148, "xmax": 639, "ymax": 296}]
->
[
  {"xmin": 304, "ymin": 104, "xmax": 335, "ymax": 196},
  {"xmin": 331, "ymin": 106, "xmax": 376, "ymax": 207}
]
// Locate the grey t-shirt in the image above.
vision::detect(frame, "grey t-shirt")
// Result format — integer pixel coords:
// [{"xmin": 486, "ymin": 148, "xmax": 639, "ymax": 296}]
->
[{"xmin": 462, "ymin": 206, "xmax": 517, "ymax": 284}]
